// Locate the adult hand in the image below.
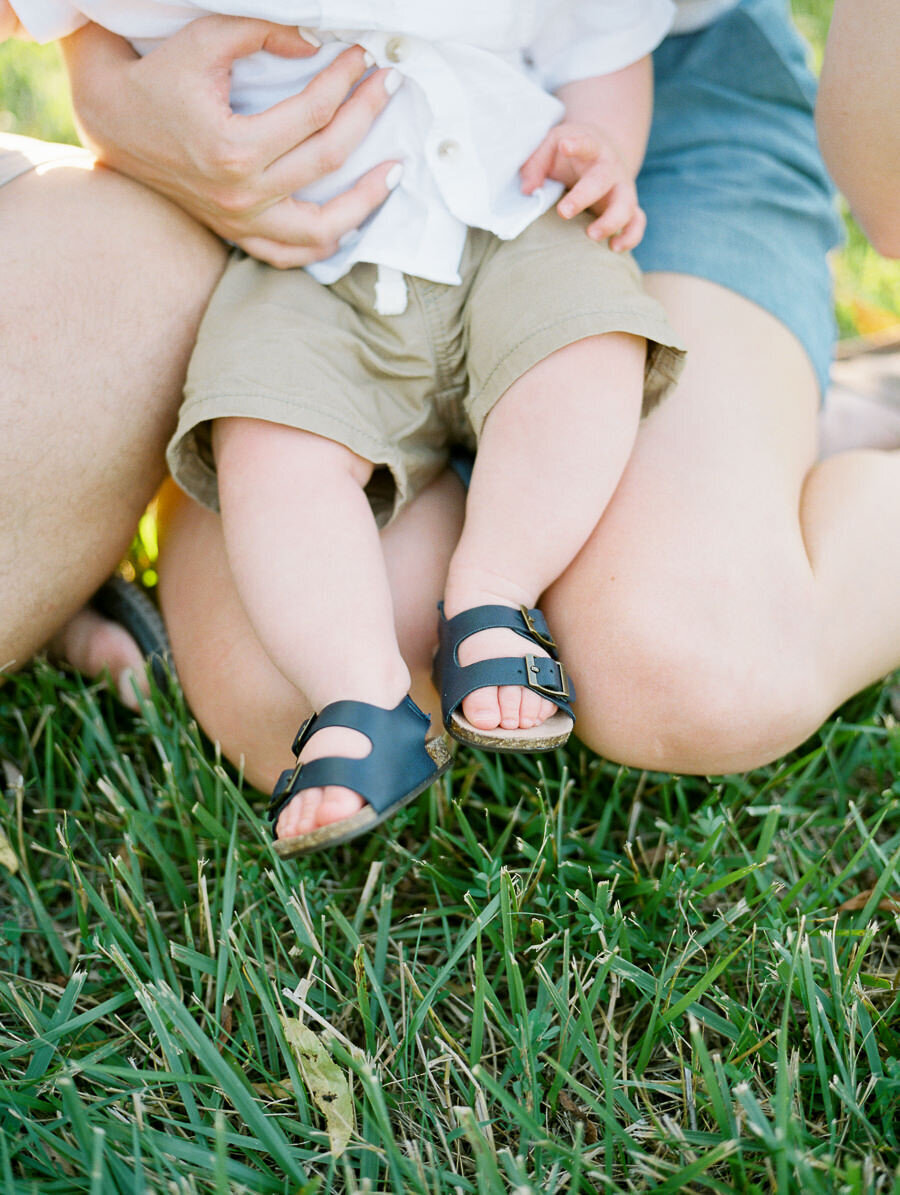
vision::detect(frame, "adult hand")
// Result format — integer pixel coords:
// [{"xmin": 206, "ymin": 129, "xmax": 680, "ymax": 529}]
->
[
  {"xmin": 0, "ymin": 0, "xmax": 24, "ymax": 39},
  {"xmin": 62, "ymin": 17, "xmax": 400, "ymax": 266}
]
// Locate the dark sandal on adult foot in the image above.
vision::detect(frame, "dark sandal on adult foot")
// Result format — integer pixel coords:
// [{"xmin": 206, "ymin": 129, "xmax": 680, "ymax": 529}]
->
[
  {"xmin": 91, "ymin": 575, "xmax": 175, "ymax": 688},
  {"xmin": 268, "ymin": 696, "xmax": 453, "ymax": 858},
  {"xmin": 433, "ymin": 602, "xmax": 575, "ymax": 752}
]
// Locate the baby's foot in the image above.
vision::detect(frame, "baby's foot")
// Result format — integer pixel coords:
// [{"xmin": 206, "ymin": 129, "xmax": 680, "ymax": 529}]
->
[
  {"xmin": 443, "ymin": 597, "xmax": 559, "ymax": 732},
  {"xmin": 274, "ymin": 671, "xmax": 412, "ymax": 843},
  {"xmin": 274, "ymin": 721, "xmax": 370, "ymax": 841}
]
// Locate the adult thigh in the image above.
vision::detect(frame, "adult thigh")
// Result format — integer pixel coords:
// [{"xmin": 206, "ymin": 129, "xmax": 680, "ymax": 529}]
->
[
  {"xmin": 544, "ymin": 274, "xmax": 827, "ymax": 774},
  {"xmin": 0, "ymin": 158, "xmax": 225, "ymax": 669}
]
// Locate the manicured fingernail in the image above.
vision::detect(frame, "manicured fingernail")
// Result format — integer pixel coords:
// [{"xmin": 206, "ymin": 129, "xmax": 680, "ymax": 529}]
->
[
  {"xmin": 338, "ymin": 228, "xmax": 361, "ymax": 249},
  {"xmin": 385, "ymin": 163, "xmax": 404, "ymax": 190},
  {"xmin": 384, "ymin": 68, "xmax": 403, "ymax": 96},
  {"xmin": 297, "ymin": 27, "xmax": 321, "ymax": 48},
  {"xmin": 363, "ymin": 49, "xmax": 375, "ymax": 68}
]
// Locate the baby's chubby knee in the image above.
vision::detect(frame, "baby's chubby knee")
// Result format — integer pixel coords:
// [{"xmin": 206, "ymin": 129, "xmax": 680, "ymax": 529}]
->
[{"xmin": 554, "ymin": 586, "xmax": 828, "ymax": 774}]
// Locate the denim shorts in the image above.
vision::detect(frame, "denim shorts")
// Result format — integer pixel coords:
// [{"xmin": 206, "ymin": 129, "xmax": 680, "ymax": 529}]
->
[{"xmin": 635, "ymin": 0, "xmax": 843, "ymax": 394}]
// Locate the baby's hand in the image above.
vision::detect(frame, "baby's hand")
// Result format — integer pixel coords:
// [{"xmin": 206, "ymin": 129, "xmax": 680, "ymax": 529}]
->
[{"xmin": 521, "ymin": 121, "xmax": 645, "ymax": 252}]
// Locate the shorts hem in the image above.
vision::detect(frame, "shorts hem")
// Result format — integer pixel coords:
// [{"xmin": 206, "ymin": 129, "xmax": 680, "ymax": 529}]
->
[
  {"xmin": 467, "ymin": 308, "xmax": 687, "ymax": 438},
  {"xmin": 636, "ymin": 245, "xmax": 836, "ymax": 396},
  {"xmin": 168, "ymin": 392, "xmax": 433, "ymax": 524}
]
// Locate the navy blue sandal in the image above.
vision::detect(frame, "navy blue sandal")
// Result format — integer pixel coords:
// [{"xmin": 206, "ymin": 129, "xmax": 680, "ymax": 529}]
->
[
  {"xmin": 91, "ymin": 575, "xmax": 174, "ymax": 688},
  {"xmin": 433, "ymin": 603, "xmax": 575, "ymax": 752},
  {"xmin": 268, "ymin": 696, "xmax": 452, "ymax": 857}
]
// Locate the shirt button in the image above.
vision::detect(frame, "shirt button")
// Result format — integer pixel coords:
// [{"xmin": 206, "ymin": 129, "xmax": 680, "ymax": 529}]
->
[
  {"xmin": 385, "ymin": 36, "xmax": 409, "ymax": 63},
  {"xmin": 437, "ymin": 138, "xmax": 461, "ymax": 161}
]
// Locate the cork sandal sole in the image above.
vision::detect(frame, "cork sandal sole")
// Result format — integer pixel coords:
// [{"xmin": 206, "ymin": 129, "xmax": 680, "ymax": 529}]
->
[
  {"xmin": 447, "ymin": 708, "xmax": 573, "ymax": 753},
  {"xmin": 273, "ymin": 733, "xmax": 452, "ymax": 858}
]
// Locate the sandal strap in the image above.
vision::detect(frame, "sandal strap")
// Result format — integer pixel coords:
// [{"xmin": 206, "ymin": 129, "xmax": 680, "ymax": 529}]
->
[
  {"xmin": 437, "ymin": 602, "xmax": 560, "ymax": 658},
  {"xmin": 268, "ymin": 696, "xmax": 437, "ymax": 827},
  {"xmin": 434, "ymin": 603, "xmax": 576, "ymax": 726}
]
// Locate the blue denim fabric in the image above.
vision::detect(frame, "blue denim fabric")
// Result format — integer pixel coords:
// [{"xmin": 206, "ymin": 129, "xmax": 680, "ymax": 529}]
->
[{"xmin": 635, "ymin": 0, "xmax": 843, "ymax": 394}]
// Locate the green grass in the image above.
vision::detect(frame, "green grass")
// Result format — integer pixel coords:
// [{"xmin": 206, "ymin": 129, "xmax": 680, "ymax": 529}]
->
[
  {"xmin": 2, "ymin": 7, "xmax": 900, "ymax": 1192},
  {"xmin": 2, "ymin": 667, "xmax": 900, "ymax": 1191}
]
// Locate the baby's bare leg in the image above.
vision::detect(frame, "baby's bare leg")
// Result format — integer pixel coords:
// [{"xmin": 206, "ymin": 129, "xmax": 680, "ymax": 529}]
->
[
  {"xmin": 157, "ymin": 470, "xmax": 465, "ymax": 803},
  {"xmin": 443, "ymin": 333, "xmax": 645, "ymax": 731},
  {"xmin": 212, "ymin": 418, "xmax": 411, "ymax": 838}
]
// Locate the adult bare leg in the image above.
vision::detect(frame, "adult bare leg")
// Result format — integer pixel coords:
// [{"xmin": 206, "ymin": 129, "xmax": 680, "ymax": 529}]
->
[
  {"xmin": 157, "ymin": 275, "xmax": 900, "ymax": 784},
  {"xmin": 0, "ymin": 158, "xmax": 226, "ymax": 682},
  {"xmin": 819, "ymin": 343, "xmax": 900, "ymax": 457},
  {"xmin": 156, "ymin": 470, "xmax": 466, "ymax": 794},
  {"xmin": 543, "ymin": 275, "xmax": 900, "ymax": 774}
]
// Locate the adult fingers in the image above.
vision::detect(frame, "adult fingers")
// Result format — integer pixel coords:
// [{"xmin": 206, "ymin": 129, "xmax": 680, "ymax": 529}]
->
[
  {"xmin": 261, "ymin": 66, "xmax": 400, "ymax": 196},
  {"xmin": 190, "ymin": 14, "xmax": 318, "ymax": 75},
  {"xmin": 230, "ymin": 44, "xmax": 376, "ymax": 169},
  {"xmin": 302, "ymin": 159, "xmax": 402, "ymax": 243},
  {"xmin": 229, "ymin": 161, "xmax": 400, "ymax": 264},
  {"xmin": 237, "ymin": 234, "xmax": 336, "ymax": 269}
]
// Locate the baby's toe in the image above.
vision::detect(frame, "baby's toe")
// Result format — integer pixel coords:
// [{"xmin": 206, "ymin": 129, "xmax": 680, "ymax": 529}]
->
[
  {"xmin": 461, "ymin": 687, "xmax": 502, "ymax": 730},
  {"xmin": 277, "ymin": 788, "xmax": 323, "ymax": 840},
  {"xmin": 315, "ymin": 786, "xmax": 366, "ymax": 829},
  {"xmin": 497, "ymin": 684, "xmax": 524, "ymax": 730},
  {"xmin": 518, "ymin": 685, "xmax": 545, "ymax": 729}
]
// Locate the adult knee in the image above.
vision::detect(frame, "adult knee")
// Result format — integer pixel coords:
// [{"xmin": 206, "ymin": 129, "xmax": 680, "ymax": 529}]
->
[{"xmin": 561, "ymin": 586, "xmax": 827, "ymax": 774}]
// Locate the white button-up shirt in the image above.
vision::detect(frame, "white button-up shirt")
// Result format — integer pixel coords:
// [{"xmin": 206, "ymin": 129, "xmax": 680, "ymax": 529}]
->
[{"xmin": 15, "ymin": 0, "xmax": 675, "ymax": 292}]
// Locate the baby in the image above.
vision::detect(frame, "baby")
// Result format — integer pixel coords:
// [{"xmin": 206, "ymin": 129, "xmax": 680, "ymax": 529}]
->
[{"xmin": 12, "ymin": 1, "xmax": 685, "ymax": 854}]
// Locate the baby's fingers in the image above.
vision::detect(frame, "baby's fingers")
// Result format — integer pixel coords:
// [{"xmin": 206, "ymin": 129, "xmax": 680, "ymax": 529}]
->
[
  {"xmin": 520, "ymin": 134, "xmax": 558, "ymax": 195},
  {"xmin": 584, "ymin": 180, "xmax": 639, "ymax": 242},
  {"xmin": 608, "ymin": 207, "xmax": 647, "ymax": 252},
  {"xmin": 558, "ymin": 130, "xmax": 602, "ymax": 162},
  {"xmin": 557, "ymin": 163, "xmax": 615, "ymax": 219}
]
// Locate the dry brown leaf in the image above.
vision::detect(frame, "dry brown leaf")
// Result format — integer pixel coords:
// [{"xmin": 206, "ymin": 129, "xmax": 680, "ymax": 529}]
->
[
  {"xmin": 280, "ymin": 1015, "xmax": 355, "ymax": 1157},
  {"xmin": 558, "ymin": 1090, "xmax": 599, "ymax": 1145},
  {"xmin": 838, "ymin": 889, "xmax": 900, "ymax": 914},
  {"xmin": 0, "ymin": 828, "xmax": 19, "ymax": 875},
  {"xmin": 2, "ymin": 758, "xmax": 24, "ymax": 790}
]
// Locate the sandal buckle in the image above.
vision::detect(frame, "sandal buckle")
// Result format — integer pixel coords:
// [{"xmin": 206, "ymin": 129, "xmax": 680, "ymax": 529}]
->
[
  {"xmin": 519, "ymin": 605, "xmax": 557, "ymax": 652},
  {"xmin": 268, "ymin": 763, "xmax": 301, "ymax": 812},
  {"xmin": 524, "ymin": 653, "xmax": 570, "ymax": 701},
  {"xmin": 291, "ymin": 715, "xmax": 315, "ymax": 757}
]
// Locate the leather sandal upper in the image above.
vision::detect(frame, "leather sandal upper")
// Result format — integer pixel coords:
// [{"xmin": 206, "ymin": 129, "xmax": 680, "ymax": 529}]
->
[
  {"xmin": 433, "ymin": 602, "xmax": 576, "ymax": 726},
  {"xmin": 267, "ymin": 696, "xmax": 437, "ymax": 832}
]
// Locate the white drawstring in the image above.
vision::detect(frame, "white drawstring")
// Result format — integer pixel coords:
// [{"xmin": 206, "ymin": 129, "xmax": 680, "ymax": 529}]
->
[{"xmin": 374, "ymin": 265, "xmax": 409, "ymax": 315}]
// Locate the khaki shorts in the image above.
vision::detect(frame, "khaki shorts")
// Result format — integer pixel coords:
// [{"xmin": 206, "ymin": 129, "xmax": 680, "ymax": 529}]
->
[
  {"xmin": 171, "ymin": 209, "xmax": 685, "ymax": 524},
  {"xmin": 0, "ymin": 132, "xmax": 92, "ymax": 187}
]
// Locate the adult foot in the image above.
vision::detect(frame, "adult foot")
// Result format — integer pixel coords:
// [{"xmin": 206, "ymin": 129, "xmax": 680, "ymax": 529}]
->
[{"xmin": 47, "ymin": 604, "xmax": 149, "ymax": 710}]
